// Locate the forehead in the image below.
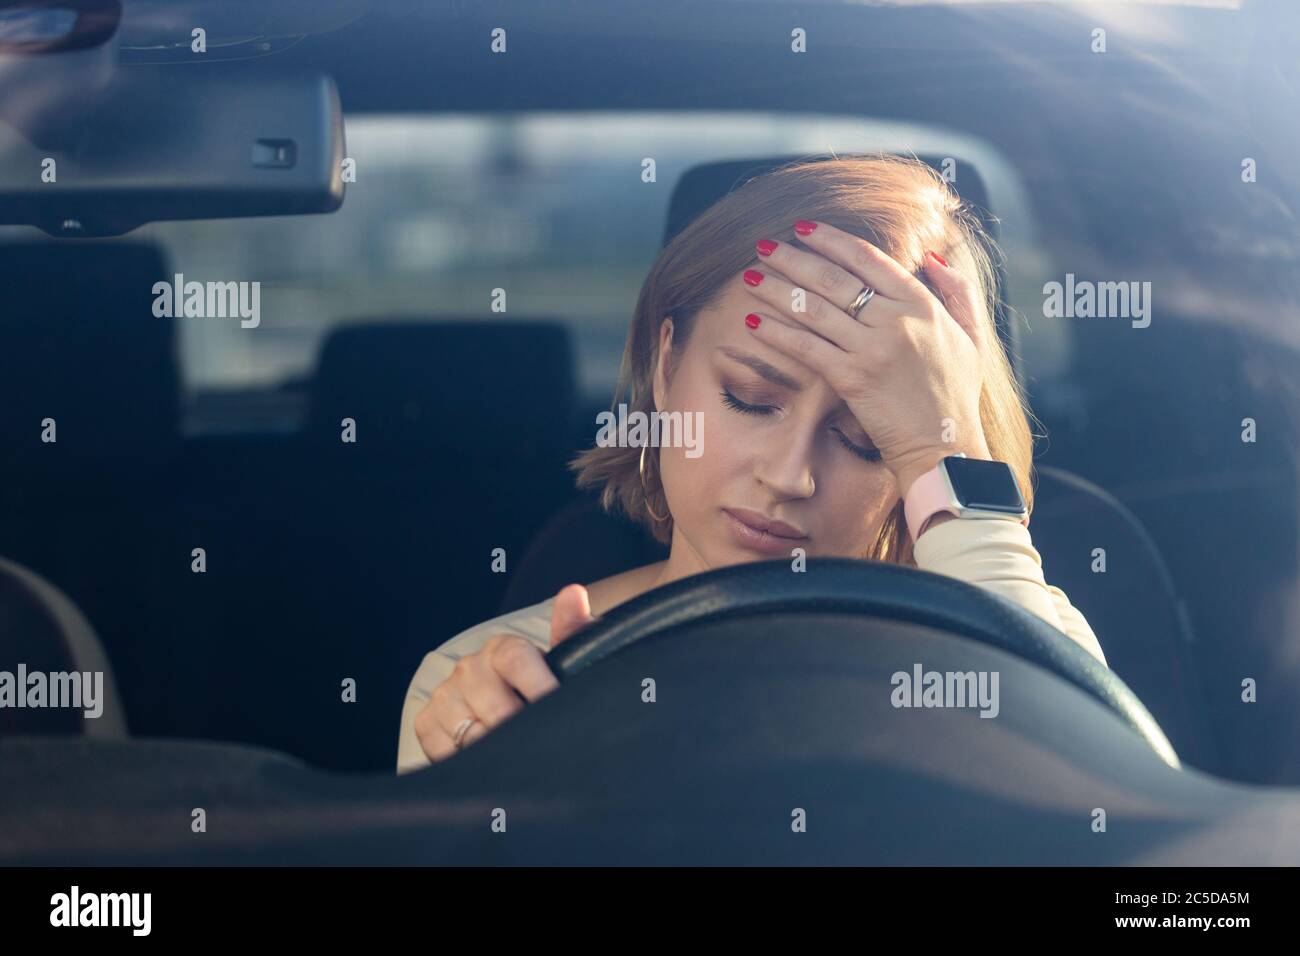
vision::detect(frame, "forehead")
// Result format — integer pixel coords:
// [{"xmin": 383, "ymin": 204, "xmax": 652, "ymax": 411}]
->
[
  {"xmin": 689, "ymin": 274, "xmax": 818, "ymax": 387},
  {"xmin": 696, "ymin": 274, "xmax": 806, "ymax": 361}
]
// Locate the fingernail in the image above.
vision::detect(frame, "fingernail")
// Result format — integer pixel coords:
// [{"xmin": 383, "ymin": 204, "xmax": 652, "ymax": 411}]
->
[
  {"xmin": 794, "ymin": 220, "xmax": 817, "ymax": 235},
  {"xmin": 745, "ymin": 313, "xmax": 762, "ymax": 329},
  {"xmin": 928, "ymin": 250, "xmax": 949, "ymax": 267},
  {"xmin": 743, "ymin": 269, "xmax": 765, "ymax": 286},
  {"xmin": 756, "ymin": 239, "xmax": 778, "ymax": 257}
]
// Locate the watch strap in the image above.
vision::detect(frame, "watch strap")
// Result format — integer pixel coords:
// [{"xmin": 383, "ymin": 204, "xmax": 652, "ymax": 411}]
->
[
  {"xmin": 903, "ymin": 463, "xmax": 959, "ymax": 544},
  {"xmin": 903, "ymin": 457, "xmax": 1030, "ymax": 543}
]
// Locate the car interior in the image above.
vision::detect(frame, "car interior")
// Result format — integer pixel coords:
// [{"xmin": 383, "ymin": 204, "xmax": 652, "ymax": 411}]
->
[
  {"xmin": 2, "ymin": 0, "xmax": 1299, "ymax": 868},
  {"xmin": 0, "ymin": 151, "xmax": 1218, "ymax": 773}
]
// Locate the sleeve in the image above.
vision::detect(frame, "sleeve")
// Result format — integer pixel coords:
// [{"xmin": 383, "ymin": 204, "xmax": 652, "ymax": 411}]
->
[
  {"xmin": 911, "ymin": 517, "xmax": 1108, "ymax": 668},
  {"xmin": 395, "ymin": 601, "xmax": 557, "ymax": 775}
]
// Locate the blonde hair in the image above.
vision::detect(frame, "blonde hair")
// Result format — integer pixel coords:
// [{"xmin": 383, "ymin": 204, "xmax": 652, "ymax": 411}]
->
[{"xmin": 570, "ymin": 153, "xmax": 1036, "ymax": 567}]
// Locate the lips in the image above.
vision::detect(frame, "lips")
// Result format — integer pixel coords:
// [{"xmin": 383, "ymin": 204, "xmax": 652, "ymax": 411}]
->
[{"xmin": 723, "ymin": 508, "xmax": 807, "ymax": 540}]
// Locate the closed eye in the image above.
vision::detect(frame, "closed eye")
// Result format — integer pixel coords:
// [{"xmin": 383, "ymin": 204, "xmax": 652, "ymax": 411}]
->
[
  {"xmin": 720, "ymin": 388, "xmax": 777, "ymax": 416},
  {"xmin": 724, "ymin": 388, "xmax": 882, "ymax": 463},
  {"xmin": 833, "ymin": 428, "xmax": 883, "ymax": 463}
]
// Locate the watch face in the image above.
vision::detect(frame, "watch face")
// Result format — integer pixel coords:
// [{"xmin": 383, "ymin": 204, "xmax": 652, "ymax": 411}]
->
[{"xmin": 943, "ymin": 456, "xmax": 1026, "ymax": 515}]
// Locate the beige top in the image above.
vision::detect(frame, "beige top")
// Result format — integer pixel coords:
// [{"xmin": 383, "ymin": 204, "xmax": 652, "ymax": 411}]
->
[{"xmin": 396, "ymin": 517, "xmax": 1107, "ymax": 774}]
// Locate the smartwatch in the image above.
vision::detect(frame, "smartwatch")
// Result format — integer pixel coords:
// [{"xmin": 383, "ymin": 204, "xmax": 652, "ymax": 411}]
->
[{"xmin": 902, "ymin": 453, "xmax": 1029, "ymax": 543}]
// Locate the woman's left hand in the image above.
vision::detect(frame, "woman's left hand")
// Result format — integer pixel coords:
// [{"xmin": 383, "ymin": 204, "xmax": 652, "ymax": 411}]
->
[{"xmin": 742, "ymin": 220, "xmax": 991, "ymax": 497}]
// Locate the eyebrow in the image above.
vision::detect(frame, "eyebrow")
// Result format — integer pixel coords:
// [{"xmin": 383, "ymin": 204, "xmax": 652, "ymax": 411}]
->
[{"xmin": 715, "ymin": 346, "xmax": 803, "ymax": 391}]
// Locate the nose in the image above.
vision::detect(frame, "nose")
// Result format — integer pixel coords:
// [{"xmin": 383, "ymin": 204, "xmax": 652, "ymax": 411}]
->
[{"xmin": 754, "ymin": 422, "xmax": 816, "ymax": 500}]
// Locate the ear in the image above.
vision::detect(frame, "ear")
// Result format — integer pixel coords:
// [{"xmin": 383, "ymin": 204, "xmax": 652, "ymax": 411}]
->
[{"xmin": 651, "ymin": 315, "xmax": 675, "ymax": 412}]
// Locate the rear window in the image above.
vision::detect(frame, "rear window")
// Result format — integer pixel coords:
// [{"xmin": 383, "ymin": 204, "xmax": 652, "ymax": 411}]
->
[{"xmin": 126, "ymin": 111, "xmax": 1043, "ymax": 430}]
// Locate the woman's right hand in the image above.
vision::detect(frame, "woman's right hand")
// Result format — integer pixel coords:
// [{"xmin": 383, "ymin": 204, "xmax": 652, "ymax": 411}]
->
[{"xmin": 412, "ymin": 584, "xmax": 596, "ymax": 763}]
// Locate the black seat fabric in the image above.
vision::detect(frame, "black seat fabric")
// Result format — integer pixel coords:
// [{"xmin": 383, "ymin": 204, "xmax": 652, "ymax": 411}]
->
[
  {"xmin": 501, "ymin": 494, "xmax": 668, "ymax": 613},
  {"xmin": 1018, "ymin": 467, "xmax": 1213, "ymax": 767},
  {"xmin": 1035, "ymin": 318, "xmax": 1299, "ymax": 783},
  {"xmin": 0, "ymin": 241, "xmax": 180, "ymax": 474},
  {"xmin": 185, "ymin": 320, "xmax": 581, "ymax": 771},
  {"xmin": 304, "ymin": 321, "xmax": 577, "ymax": 459},
  {"xmin": 0, "ymin": 240, "xmax": 181, "ymax": 737}
]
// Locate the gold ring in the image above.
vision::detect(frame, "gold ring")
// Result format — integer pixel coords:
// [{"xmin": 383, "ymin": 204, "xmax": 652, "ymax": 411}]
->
[{"xmin": 452, "ymin": 716, "xmax": 478, "ymax": 751}]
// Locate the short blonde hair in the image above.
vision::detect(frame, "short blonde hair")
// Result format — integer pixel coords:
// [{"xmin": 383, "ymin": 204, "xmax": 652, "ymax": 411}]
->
[{"xmin": 570, "ymin": 153, "xmax": 1036, "ymax": 567}]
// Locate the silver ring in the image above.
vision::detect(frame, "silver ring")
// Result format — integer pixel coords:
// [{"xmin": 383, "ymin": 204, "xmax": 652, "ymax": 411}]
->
[
  {"xmin": 452, "ymin": 716, "xmax": 479, "ymax": 751},
  {"xmin": 847, "ymin": 285, "xmax": 876, "ymax": 319}
]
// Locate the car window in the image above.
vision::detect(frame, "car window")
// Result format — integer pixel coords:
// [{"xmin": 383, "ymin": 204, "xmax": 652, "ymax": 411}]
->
[{"xmin": 108, "ymin": 112, "xmax": 1047, "ymax": 432}]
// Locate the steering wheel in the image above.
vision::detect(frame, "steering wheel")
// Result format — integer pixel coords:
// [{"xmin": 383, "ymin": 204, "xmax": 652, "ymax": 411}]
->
[{"xmin": 546, "ymin": 557, "xmax": 1179, "ymax": 768}]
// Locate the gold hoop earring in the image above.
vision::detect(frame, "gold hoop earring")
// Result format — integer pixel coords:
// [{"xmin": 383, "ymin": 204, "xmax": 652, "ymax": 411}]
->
[{"xmin": 639, "ymin": 444, "xmax": 671, "ymax": 524}]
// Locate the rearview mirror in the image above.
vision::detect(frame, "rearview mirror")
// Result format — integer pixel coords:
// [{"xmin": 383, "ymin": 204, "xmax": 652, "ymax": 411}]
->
[{"xmin": 0, "ymin": 66, "xmax": 345, "ymax": 236}]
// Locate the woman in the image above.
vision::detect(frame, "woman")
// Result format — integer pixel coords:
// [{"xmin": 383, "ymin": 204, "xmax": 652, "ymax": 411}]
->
[{"xmin": 397, "ymin": 154, "xmax": 1106, "ymax": 774}]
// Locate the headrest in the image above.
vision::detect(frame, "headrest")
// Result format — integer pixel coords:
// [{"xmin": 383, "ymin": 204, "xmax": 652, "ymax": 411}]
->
[
  {"xmin": 663, "ymin": 154, "xmax": 997, "ymax": 248},
  {"xmin": 662, "ymin": 154, "xmax": 1015, "ymax": 362},
  {"xmin": 306, "ymin": 321, "xmax": 576, "ymax": 457},
  {"xmin": 0, "ymin": 241, "xmax": 179, "ymax": 468}
]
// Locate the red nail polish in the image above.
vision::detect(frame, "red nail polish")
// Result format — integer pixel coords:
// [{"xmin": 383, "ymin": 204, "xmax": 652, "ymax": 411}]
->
[
  {"xmin": 745, "ymin": 313, "xmax": 762, "ymax": 329},
  {"xmin": 743, "ymin": 269, "xmax": 764, "ymax": 286},
  {"xmin": 928, "ymin": 250, "xmax": 949, "ymax": 267},
  {"xmin": 794, "ymin": 220, "xmax": 817, "ymax": 236},
  {"xmin": 756, "ymin": 239, "xmax": 778, "ymax": 257}
]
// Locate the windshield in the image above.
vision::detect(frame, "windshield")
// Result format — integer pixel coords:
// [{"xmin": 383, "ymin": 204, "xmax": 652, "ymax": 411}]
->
[{"xmin": 0, "ymin": 0, "xmax": 1298, "ymax": 880}]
